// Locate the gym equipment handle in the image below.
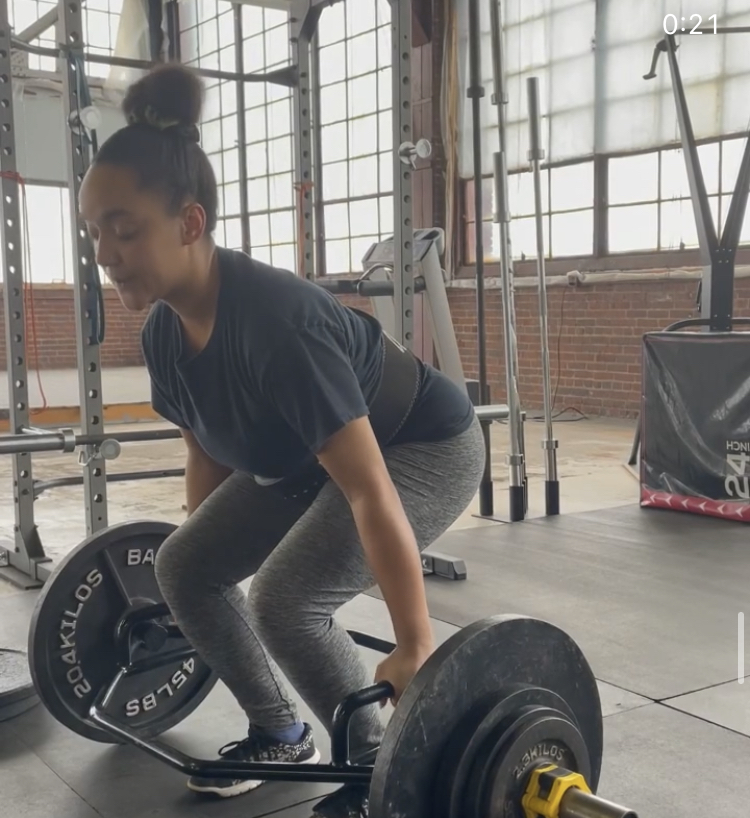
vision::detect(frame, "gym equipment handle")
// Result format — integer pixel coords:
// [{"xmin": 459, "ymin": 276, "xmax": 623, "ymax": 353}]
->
[
  {"xmin": 331, "ymin": 682, "xmax": 395, "ymax": 765},
  {"xmin": 560, "ymin": 786, "xmax": 638, "ymax": 818},
  {"xmin": 0, "ymin": 426, "xmax": 182, "ymax": 456}
]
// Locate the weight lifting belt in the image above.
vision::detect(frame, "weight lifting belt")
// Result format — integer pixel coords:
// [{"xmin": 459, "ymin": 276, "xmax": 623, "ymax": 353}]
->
[{"xmin": 273, "ymin": 309, "xmax": 421, "ymax": 502}]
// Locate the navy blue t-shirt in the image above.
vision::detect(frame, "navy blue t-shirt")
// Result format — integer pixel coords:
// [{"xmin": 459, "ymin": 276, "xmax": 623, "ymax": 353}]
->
[{"xmin": 141, "ymin": 247, "xmax": 475, "ymax": 481}]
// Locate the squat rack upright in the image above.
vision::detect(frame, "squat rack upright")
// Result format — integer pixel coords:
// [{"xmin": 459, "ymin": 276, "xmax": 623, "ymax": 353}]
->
[{"xmin": 0, "ymin": 0, "xmax": 417, "ymax": 588}]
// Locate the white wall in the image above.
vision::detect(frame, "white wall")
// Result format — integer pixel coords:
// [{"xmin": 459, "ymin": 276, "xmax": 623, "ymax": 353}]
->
[{"xmin": 14, "ymin": 88, "xmax": 126, "ymax": 184}]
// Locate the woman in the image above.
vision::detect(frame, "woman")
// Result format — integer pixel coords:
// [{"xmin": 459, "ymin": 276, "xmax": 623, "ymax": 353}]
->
[{"xmin": 79, "ymin": 63, "xmax": 485, "ymax": 818}]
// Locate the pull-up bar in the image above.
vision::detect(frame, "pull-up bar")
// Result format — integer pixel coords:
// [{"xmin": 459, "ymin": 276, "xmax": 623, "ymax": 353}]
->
[{"xmin": 11, "ymin": 38, "xmax": 298, "ymax": 87}]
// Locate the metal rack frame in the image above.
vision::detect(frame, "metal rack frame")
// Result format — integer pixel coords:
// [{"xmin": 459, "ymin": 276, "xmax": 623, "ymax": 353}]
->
[
  {"xmin": 643, "ymin": 28, "xmax": 750, "ymax": 331},
  {"xmin": 0, "ymin": 0, "xmax": 416, "ymax": 587}
]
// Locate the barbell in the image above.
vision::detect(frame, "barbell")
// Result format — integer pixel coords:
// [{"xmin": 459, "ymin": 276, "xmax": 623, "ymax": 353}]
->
[{"xmin": 26, "ymin": 520, "xmax": 638, "ymax": 818}]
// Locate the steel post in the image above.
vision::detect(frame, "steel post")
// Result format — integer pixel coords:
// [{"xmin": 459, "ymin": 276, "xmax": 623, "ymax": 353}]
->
[{"xmin": 60, "ymin": 1, "xmax": 109, "ymax": 534}]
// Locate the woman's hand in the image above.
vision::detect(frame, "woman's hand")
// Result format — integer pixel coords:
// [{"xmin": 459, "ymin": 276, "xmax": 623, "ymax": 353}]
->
[{"xmin": 374, "ymin": 643, "xmax": 434, "ymax": 707}]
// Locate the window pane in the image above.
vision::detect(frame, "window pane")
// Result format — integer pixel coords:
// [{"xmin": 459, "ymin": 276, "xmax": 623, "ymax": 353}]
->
[
  {"xmin": 246, "ymin": 143, "xmax": 268, "ymax": 177},
  {"xmin": 320, "ymin": 42, "xmax": 347, "ymax": 85},
  {"xmin": 323, "ymin": 161, "xmax": 349, "ymax": 200},
  {"xmin": 721, "ymin": 138, "xmax": 747, "ymax": 195},
  {"xmin": 244, "ymin": 34, "xmax": 266, "ymax": 73},
  {"xmin": 209, "ymin": 153, "xmax": 223, "ymax": 185},
  {"xmin": 347, "ymin": 32, "xmax": 378, "ymax": 77},
  {"xmin": 220, "ymin": 81, "xmax": 237, "ymax": 116},
  {"xmin": 23, "ymin": 185, "xmax": 66, "ymax": 283},
  {"xmin": 378, "ymin": 110, "xmax": 392, "ymax": 152},
  {"xmin": 218, "ymin": 12, "xmax": 234, "ymax": 50},
  {"xmin": 379, "ymin": 153, "xmax": 393, "ymax": 193},
  {"xmin": 550, "ymin": 210, "xmax": 593, "ymax": 256},
  {"xmin": 214, "ymin": 219, "xmax": 226, "ymax": 246},
  {"xmin": 201, "ymin": 119, "xmax": 222, "ymax": 153},
  {"xmin": 322, "ymin": 123, "xmax": 348, "ymax": 164},
  {"xmin": 181, "ymin": 27, "xmax": 198, "ymax": 59},
  {"xmin": 271, "ymin": 211, "xmax": 294, "ymax": 245},
  {"xmin": 326, "ymin": 239, "xmax": 351, "ymax": 274},
  {"xmin": 661, "ymin": 199, "xmax": 696, "ymax": 250},
  {"xmin": 264, "ymin": 8, "xmax": 287, "ymax": 27},
  {"xmin": 320, "ymin": 83, "xmax": 347, "ymax": 125},
  {"xmin": 347, "ymin": 0, "xmax": 375, "ymax": 35},
  {"xmin": 245, "ymin": 83, "xmax": 266, "ymax": 110},
  {"xmin": 319, "ymin": 2, "xmax": 345, "ymax": 46},
  {"xmin": 222, "ymin": 115, "xmax": 238, "ymax": 148},
  {"xmin": 272, "ymin": 244, "xmax": 296, "ymax": 272},
  {"xmin": 241, "ymin": 3, "xmax": 262, "ymax": 30},
  {"xmin": 223, "ymin": 148, "xmax": 240, "ymax": 183},
  {"xmin": 265, "ymin": 25, "xmax": 290, "ymax": 68},
  {"xmin": 349, "ymin": 75, "xmax": 378, "ymax": 117},
  {"xmin": 609, "ymin": 153, "xmax": 658, "ymax": 205},
  {"xmin": 508, "ymin": 216, "xmax": 546, "ymax": 260},
  {"xmin": 508, "ymin": 170, "xmax": 548, "ymax": 217},
  {"xmin": 720, "ymin": 194, "xmax": 750, "ymax": 243},
  {"xmin": 324, "ymin": 203, "xmax": 350, "ymax": 239},
  {"xmin": 199, "ymin": 50, "xmax": 219, "ymax": 72},
  {"xmin": 661, "ymin": 149, "xmax": 691, "ymax": 200},
  {"xmin": 245, "ymin": 108, "xmax": 267, "ymax": 143},
  {"xmin": 377, "ymin": 69, "xmax": 391, "ymax": 110},
  {"xmin": 252, "ymin": 246, "xmax": 272, "ymax": 265},
  {"xmin": 377, "ymin": 25, "xmax": 391, "ymax": 69},
  {"xmin": 351, "ymin": 235, "xmax": 378, "ymax": 269},
  {"xmin": 199, "ymin": 19, "xmax": 218, "ymax": 54},
  {"xmin": 203, "ymin": 83, "xmax": 221, "ymax": 121},
  {"xmin": 349, "ymin": 198, "xmax": 379, "ymax": 236},
  {"xmin": 248, "ymin": 178, "xmax": 269, "ymax": 212},
  {"xmin": 267, "ymin": 100, "xmax": 292, "ymax": 138},
  {"xmin": 609, "ymin": 204, "xmax": 659, "ymax": 252},
  {"xmin": 223, "ymin": 182, "xmax": 241, "ymax": 216},
  {"xmin": 379, "ymin": 196, "xmax": 393, "ymax": 236},
  {"xmin": 269, "ymin": 136, "xmax": 293, "ymax": 174},
  {"xmin": 349, "ymin": 114, "xmax": 378, "ymax": 158},
  {"xmin": 225, "ymin": 218, "xmax": 243, "ymax": 250},
  {"xmin": 269, "ymin": 174, "xmax": 293, "ymax": 209},
  {"xmin": 249, "ymin": 215, "xmax": 270, "ymax": 246},
  {"xmin": 697, "ymin": 142, "xmax": 720, "ymax": 196},
  {"xmin": 349, "ymin": 155, "xmax": 379, "ymax": 196},
  {"xmin": 219, "ymin": 45, "xmax": 234, "ymax": 72},
  {"xmin": 550, "ymin": 163, "xmax": 593, "ymax": 211}
]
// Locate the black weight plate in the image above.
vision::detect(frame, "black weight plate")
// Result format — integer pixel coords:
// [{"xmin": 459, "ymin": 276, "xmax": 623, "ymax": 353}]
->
[
  {"xmin": 434, "ymin": 685, "xmax": 581, "ymax": 818},
  {"xmin": 28, "ymin": 520, "xmax": 218, "ymax": 743},
  {"xmin": 0, "ymin": 648, "xmax": 39, "ymax": 722},
  {"xmin": 369, "ymin": 615, "xmax": 603, "ymax": 818},
  {"xmin": 473, "ymin": 706, "xmax": 591, "ymax": 818}
]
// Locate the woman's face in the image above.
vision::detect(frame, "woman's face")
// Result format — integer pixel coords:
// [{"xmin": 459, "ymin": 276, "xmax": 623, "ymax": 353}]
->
[{"xmin": 79, "ymin": 163, "xmax": 203, "ymax": 312}]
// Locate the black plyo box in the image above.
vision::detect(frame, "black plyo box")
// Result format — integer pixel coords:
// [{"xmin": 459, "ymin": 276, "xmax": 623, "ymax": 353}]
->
[{"xmin": 641, "ymin": 331, "xmax": 750, "ymax": 521}]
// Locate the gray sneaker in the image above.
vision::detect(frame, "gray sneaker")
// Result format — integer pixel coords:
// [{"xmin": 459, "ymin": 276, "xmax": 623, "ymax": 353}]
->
[{"xmin": 187, "ymin": 723, "xmax": 320, "ymax": 798}]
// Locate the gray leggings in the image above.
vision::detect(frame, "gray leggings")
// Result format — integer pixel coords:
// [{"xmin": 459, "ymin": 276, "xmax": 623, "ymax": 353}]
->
[{"xmin": 154, "ymin": 416, "xmax": 485, "ymax": 759}]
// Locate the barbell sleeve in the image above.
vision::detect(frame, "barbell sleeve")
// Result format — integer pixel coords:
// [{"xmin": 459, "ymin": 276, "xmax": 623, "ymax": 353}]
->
[{"xmin": 559, "ymin": 787, "xmax": 639, "ymax": 818}]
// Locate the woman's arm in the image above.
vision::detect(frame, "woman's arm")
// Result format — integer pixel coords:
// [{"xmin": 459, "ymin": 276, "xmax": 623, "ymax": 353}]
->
[
  {"xmin": 316, "ymin": 417, "xmax": 434, "ymax": 655},
  {"xmin": 181, "ymin": 429, "xmax": 233, "ymax": 514}
]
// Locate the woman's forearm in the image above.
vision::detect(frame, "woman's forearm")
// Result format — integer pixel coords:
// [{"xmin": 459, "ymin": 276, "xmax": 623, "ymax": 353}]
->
[
  {"xmin": 350, "ymin": 486, "xmax": 434, "ymax": 651},
  {"xmin": 185, "ymin": 449, "xmax": 233, "ymax": 515}
]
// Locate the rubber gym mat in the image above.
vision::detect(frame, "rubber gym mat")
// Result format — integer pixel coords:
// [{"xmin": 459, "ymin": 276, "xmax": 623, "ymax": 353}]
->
[{"xmin": 380, "ymin": 504, "xmax": 750, "ymax": 700}]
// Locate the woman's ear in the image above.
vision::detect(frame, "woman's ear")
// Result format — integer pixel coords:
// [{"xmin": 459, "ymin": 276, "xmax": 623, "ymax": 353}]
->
[{"xmin": 181, "ymin": 202, "xmax": 207, "ymax": 245}]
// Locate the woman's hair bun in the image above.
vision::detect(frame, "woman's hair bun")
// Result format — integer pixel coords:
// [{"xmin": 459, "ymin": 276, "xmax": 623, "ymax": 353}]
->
[{"xmin": 122, "ymin": 63, "xmax": 204, "ymax": 131}]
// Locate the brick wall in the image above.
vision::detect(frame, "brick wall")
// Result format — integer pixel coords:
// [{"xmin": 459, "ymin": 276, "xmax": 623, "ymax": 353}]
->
[
  {"xmin": 0, "ymin": 286, "xmax": 146, "ymax": 371},
  {"xmin": 3, "ymin": 276, "xmax": 750, "ymax": 417},
  {"xmin": 448, "ymin": 277, "xmax": 713, "ymax": 420}
]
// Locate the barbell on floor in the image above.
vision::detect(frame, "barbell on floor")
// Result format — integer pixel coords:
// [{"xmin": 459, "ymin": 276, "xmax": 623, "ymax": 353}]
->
[{"xmin": 26, "ymin": 520, "xmax": 637, "ymax": 818}]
